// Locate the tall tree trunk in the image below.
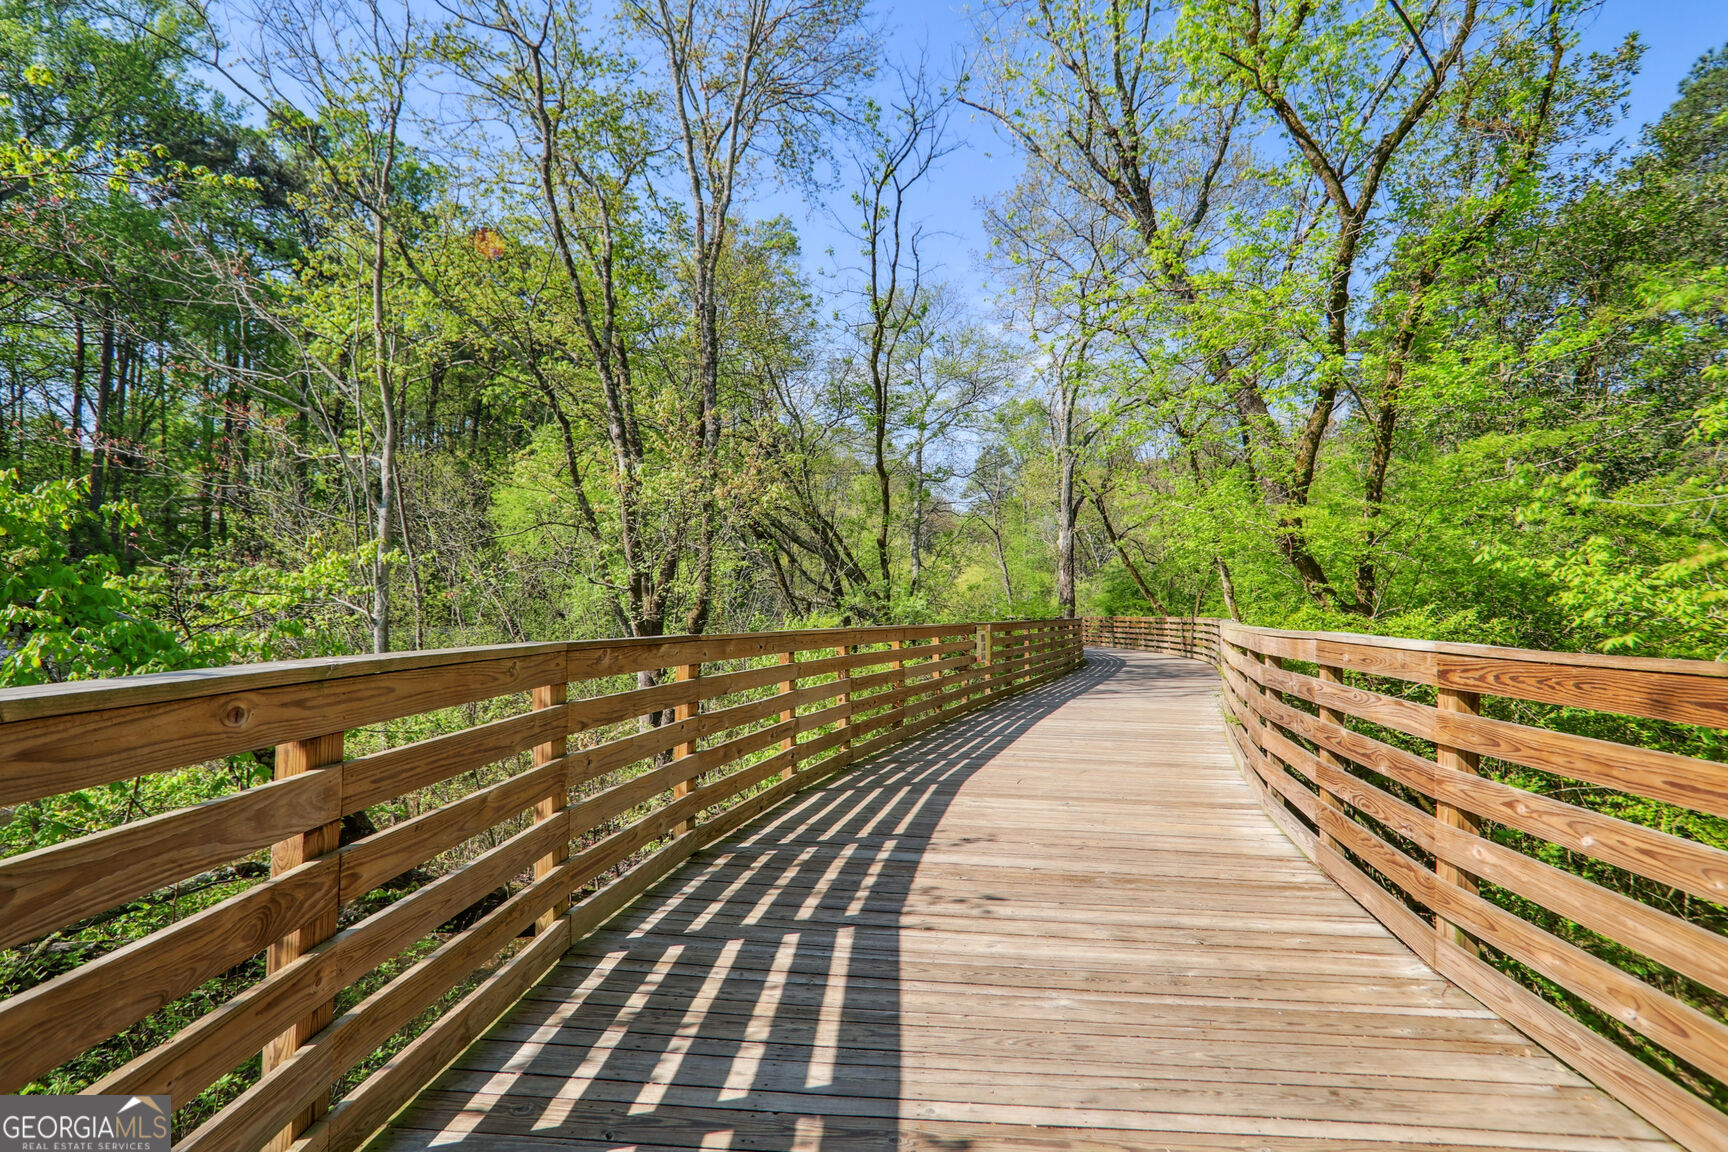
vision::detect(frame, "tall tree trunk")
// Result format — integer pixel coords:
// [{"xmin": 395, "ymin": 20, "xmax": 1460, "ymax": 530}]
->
[
  {"xmin": 1090, "ymin": 489, "xmax": 1166, "ymax": 614},
  {"xmin": 371, "ymin": 207, "xmax": 399, "ymax": 654},
  {"xmin": 873, "ymin": 361, "xmax": 893, "ymax": 608},
  {"xmin": 1216, "ymin": 556, "xmax": 1241, "ymax": 621},
  {"xmin": 87, "ymin": 317, "xmax": 115, "ymax": 514},
  {"xmin": 69, "ymin": 313, "xmax": 85, "ymax": 474},
  {"xmin": 1056, "ymin": 442, "xmax": 1077, "ymax": 618},
  {"xmin": 684, "ymin": 527, "xmax": 713, "ymax": 635},
  {"xmin": 114, "ymin": 339, "xmax": 132, "ymax": 493},
  {"xmin": 1052, "ymin": 363, "xmax": 1081, "ymax": 619},
  {"xmin": 684, "ymin": 265, "xmax": 719, "ymax": 634},
  {"xmin": 909, "ymin": 442, "xmax": 926, "ymax": 595}
]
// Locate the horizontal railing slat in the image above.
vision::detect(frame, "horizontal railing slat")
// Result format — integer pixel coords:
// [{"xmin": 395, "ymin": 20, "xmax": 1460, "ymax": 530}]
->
[
  {"xmin": 1432, "ymin": 821, "xmax": 1728, "ymax": 1001},
  {"xmin": 1226, "ymin": 641, "xmax": 1728, "ymax": 821},
  {"xmin": 0, "ymin": 770, "xmax": 339, "ymax": 951},
  {"xmin": 90, "ymin": 817, "xmax": 568, "ymax": 1105},
  {"xmin": 286, "ymin": 705, "xmax": 906, "ymax": 1152},
  {"xmin": 0, "ymin": 650, "xmax": 567, "ymax": 806},
  {"xmin": 336, "ymin": 758, "xmax": 567, "ymax": 904},
  {"xmin": 340, "ymin": 708, "xmax": 564, "ymax": 814},
  {"xmin": 1229, "ymin": 654, "xmax": 1728, "ymax": 907},
  {"xmin": 560, "ymin": 624, "xmax": 978, "ymax": 682},
  {"xmin": 0, "ymin": 856, "xmax": 341, "ymax": 1093},
  {"xmin": 1321, "ymin": 804, "xmax": 1728, "ymax": 1088},
  {"xmin": 0, "ymin": 643, "xmax": 571, "ymax": 725},
  {"xmin": 1433, "ymin": 938, "xmax": 1728, "ymax": 1152}
]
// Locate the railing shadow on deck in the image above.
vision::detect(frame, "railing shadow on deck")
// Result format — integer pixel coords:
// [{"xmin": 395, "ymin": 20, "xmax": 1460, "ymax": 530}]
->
[
  {"xmin": 385, "ymin": 656, "xmax": 1126, "ymax": 1151},
  {"xmin": 0, "ymin": 618, "xmax": 1083, "ymax": 1152}
]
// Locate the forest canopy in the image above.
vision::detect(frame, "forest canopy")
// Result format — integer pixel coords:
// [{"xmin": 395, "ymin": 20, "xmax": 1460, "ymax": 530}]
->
[{"xmin": 2, "ymin": 0, "xmax": 1725, "ymax": 682}]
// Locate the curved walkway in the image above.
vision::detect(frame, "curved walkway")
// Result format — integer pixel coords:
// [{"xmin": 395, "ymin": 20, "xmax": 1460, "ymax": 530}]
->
[{"xmin": 373, "ymin": 650, "xmax": 1674, "ymax": 1152}]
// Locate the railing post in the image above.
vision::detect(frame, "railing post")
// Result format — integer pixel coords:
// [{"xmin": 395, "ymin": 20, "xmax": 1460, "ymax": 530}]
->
[
  {"xmin": 835, "ymin": 644, "xmax": 852, "ymax": 760},
  {"xmin": 779, "ymin": 650, "xmax": 796, "ymax": 755},
  {"xmin": 889, "ymin": 639, "xmax": 905, "ymax": 730},
  {"xmin": 1434, "ymin": 687, "xmax": 1483, "ymax": 952},
  {"xmin": 1314, "ymin": 664, "xmax": 1349, "ymax": 855},
  {"xmin": 975, "ymin": 623, "xmax": 997, "ymax": 699},
  {"xmin": 531, "ymin": 681, "xmax": 569, "ymax": 934},
  {"xmin": 263, "ymin": 729, "xmax": 345, "ymax": 1151},
  {"xmin": 672, "ymin": 662, "xmax": 700, "ymax": 834},
  {"xmin": 1238, "ymin": 646, "xmax": 1272, "ymax": 745}
]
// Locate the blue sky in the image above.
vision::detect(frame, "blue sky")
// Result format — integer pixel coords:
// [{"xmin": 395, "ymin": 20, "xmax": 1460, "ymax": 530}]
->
[{"xmin": 768, "ymin": 0, "xmax": 1728, "ymax": 307}]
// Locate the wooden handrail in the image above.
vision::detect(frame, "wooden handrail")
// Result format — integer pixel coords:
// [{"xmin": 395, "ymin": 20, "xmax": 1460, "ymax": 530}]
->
[
  {"xmin": 1081, "ymin": 615, "xmax": 1728, "ymax": 1152},
  {"xmin": 0, "ymin": 619, "xmax": 1083, "ymax": 1151}
]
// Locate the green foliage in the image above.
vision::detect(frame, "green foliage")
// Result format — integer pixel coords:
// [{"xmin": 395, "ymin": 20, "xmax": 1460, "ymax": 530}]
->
[
  {"xmin": 0, "ymin": 470, "xmax": 367, "ymax": 685},
  {"xmin": 0, "ymin": 471, "xmax": 188, "ymax": 683},
  {"xmin": 3, "ymin": 0, "xmax": 1728, "ymax": 1131},
  {"xmin": 1476, "ymin": 260, "xmax": 1728, "ymax": 659}
]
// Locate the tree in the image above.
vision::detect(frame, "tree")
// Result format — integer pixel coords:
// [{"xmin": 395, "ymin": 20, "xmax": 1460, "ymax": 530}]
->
[
  {"xmin": 985, "ymin": 164, "xmax": 1122, "ymax": 618},
  {"xmin": 626, "ymin": 0, "xmax": 873, "ymax": 632},
  {"xmin": 977, "ymin": 0, "xmax": 1632, "ymax": 623},
  {"xmin": 438, "ymin": 0, "xmax": 687, "ymax": 642},
  {"xmin": 0, "ymin": 472, "xmax": 184, "ymax": 683},
  {"xmin": 892, "ymin": 290, "xmax": 1016, "ymax": 596},
  {"xmin": 833, "ymin": 64, "xmax": 954, "ymax": 612}
]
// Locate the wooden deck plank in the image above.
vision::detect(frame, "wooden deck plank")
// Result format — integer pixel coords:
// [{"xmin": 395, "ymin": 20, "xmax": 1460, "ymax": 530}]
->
[
  {"xmin": 369, "ymin": 650, "xmax": 1678, "ymax": 1152},
  {"xmin": 378, "ymin": 1097, "xmax": 1675, "ymax": 1152}
]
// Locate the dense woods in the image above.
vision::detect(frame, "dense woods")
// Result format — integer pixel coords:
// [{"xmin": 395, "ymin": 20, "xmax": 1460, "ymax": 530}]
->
[
  {"xmin": 4, "ymin": 0, "xmax": 1728, "ymax": 1142},
  {"xmin": 1, "ymin": 0, "xmax": 1724, "ymax": 680}
]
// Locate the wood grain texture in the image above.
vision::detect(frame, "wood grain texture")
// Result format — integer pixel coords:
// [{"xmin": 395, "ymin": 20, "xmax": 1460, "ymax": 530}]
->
[
  {"xmin": 32, "ymin": 617, "xmax": 1726, "ymax": 1152},
  {"xmin": 1223, "ymin": 643, "xmax": 1728, "ymax": 821},
  {"xmin": 1093, "ymin": 614, "xmax": 1728, "ymax": 727},
  {"xmin": 1320, "ymin": 807, "xmax": 1728, "ymax": 1091},
  {"xmin": 341, "ymin": 707, "xmax": 565, "ymax": 814},
  {"xmin": 532, "ymin": 682, "xmax": 570, "ymax": 935},
  {"xmin": 0, "ymin": 650, "xmax": 566, "ymax": 805},
  {"xmin": 0, "ymin": 856, "xmax": 340, "ymax": 1093},
  {"xmin": 1213, "ymin": 620, "xmax": 1728, "ymax": 728},
  {"xmin": 0, "ymin": 642, "xmax": 569, "ymax": 724},
  {"xmin": 1216, "ymin": 657, "xmax": 1728, "ymax": 907},
  {"xmin": 369, "ymin": 650, "xmax": 1671, "ymax": 1152},
  {"xmin": 0, "ymin": 768, "xmax": 338, "ymax": 950},
  {"xmin": 0, "ymin": 623, "xmax": 1018, "ymax": 803},
  {"xmin": 337, "ymin": 758, "xmax": 566, "ymax": 903},
  {"xmin": 263, "ymin": 731, "xmax": 348, "ymax": 1151}
]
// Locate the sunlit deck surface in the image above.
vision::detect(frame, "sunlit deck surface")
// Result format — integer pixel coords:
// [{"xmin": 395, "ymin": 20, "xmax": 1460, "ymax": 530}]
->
[{"xmin": 372, "ymin": 650, "xmax": 1675, "ymax": 1152}]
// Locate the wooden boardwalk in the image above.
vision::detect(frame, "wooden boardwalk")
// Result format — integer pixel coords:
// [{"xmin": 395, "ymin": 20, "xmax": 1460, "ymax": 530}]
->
[{"xmin": 373, "ymin": 649, "xmax": 1676, "ymax": 1152}]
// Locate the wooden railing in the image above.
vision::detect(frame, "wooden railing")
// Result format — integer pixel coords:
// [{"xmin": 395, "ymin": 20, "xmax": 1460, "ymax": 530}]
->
[
  {"xmin": 1082, "ymin": 615, "xmax": 1728, "ymax": 1152},
  {"xmin": 0, "ymin": 619, "xmax": 1082, "ymax": 1151}
]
